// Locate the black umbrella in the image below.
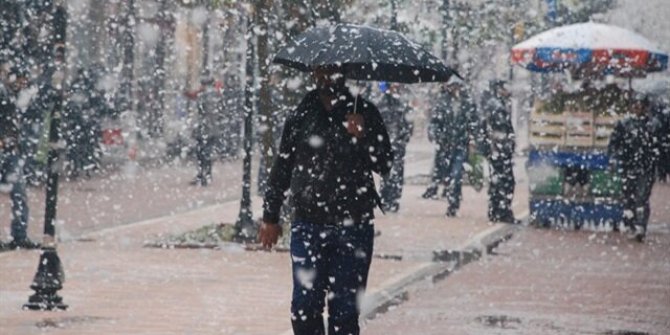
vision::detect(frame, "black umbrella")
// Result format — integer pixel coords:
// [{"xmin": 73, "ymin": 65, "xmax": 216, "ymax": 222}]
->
[{"xmin": 273, "ymin": 23, "xmax": 458, "ymax": 83}]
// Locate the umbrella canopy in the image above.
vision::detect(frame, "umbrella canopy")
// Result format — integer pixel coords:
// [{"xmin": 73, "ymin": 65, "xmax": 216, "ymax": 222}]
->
[
  {"xmin": 511, "ymin": 22, "xmax": 668, "ymax": 77},
  {"xmin": 273, "ymin": 23, "xmax": 458, "ymax": 83}
]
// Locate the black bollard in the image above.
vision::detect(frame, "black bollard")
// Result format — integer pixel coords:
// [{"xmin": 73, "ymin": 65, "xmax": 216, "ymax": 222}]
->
[
  {"xmin": 24, "ymin": 247, "xmax": 67, "ymax": 311},
  {"xmin": 24, "ymin": 2, "xmax": 68, "ymax": 311}
]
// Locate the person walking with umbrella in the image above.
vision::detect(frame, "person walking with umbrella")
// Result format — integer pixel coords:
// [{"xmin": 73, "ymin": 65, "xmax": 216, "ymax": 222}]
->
[
  {"xmin": 259, "ymin": 65, "xmax": 392, "ymax": 335},
  {"xmin": 258, "ymin": 23, "xmax": 458, "ymax": 334},
  {"xmin": 378, "ymin": 81, "xmax": 413, "ymax": 212}
]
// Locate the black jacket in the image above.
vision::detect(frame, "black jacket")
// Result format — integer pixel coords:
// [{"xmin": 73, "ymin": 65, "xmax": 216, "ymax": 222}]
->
[
  {"xmin": 481, "ymin": 92, "xmax": 515, "ymax": 158},
  {"xmin": 608, "ymin": 114, "xmax": 659, "ymax": 174},
  {"xmin": 262, "ymin": 89, "xmax": 392, "ymax": 225},
  {"xmin": 428, "ymin": 87, "xmax": 480, "ymax": 149}
]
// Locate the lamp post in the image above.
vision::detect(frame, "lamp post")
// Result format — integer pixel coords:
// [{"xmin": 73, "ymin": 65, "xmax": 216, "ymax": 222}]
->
[
  {"xmin": 24, "ymin": 0, "xmax": 68, "ymax": 311},
  {"xmin": 441, "ymin": 0, "xmax": 450, "ymax": 62},
  {"xmin": 390, "ymin": 0, "xmax": 398, "ymax": 31},
  {"xmin": 234, "ymin": 5, "xmax": 257, "ymax": 242}
]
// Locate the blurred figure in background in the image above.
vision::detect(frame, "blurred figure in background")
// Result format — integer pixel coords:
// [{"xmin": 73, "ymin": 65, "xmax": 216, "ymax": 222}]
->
[
  {"xmin": 608, "ymin": 93, "xmax": 659, "ymax": 242},
  {"xmin": 0, "ymin": 63, "xmax": 40, "ymax": 250},
  {"xmin": 651, "ymin": 97, "xmax": 670, "ymax": 182},
  {"xmin": 378, "ymin": 82, "xmax": 413, "ymax": 212},
  {"xmin": 481, "ymin": 80, "xmax": 518, "ymax": 224},
  {"xmin": 64, "ymin": 68, "xmax": 107, "ymax": 179},
  {"xmin": 190, "ymin": 74, "xmax": 224, "ymax": 186},
  {"xmin": 423, "ymin": 76, "xmax": 480, "ymax": 217}
]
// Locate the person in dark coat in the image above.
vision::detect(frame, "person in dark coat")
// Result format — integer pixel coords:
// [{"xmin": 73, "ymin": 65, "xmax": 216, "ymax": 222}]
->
[
  {"xmin": 20, "ymin": 67, "xmax": 59, "ymax": 185},
  {"xmin": 481, "ymin": 80, "xmax": 518, "ymax": 224},
  {"xmin": 651, "ymin": 98, "xmax": 670, "ymax": 182},
  {"xmin": 64, "ymin": 69, "xmax": 104, "ymax": 179},
  {"xmin": 1, "ymin": 65, "xmax": 40, "ymax": 250},
  {"xmin": 608, "ymin": 93, "xmax": 659, "ymax": 242},
  {"xmin": 378, "ymin": 82, "xmax": 413, "ymax": 212},
  {"xmin": 258, "ymin": 65, "xmax": 392, "ymax": 335},
  {"xmin": 190, "ymin": 76, "xmax": 224, "ymax": 186},
  {"xmin": 423, "ymin": 77, "xmax": 480, "ymax": 217},
  {"xmin": 424, "ymin": 102, "xmax": 450, "ymax": 198}
]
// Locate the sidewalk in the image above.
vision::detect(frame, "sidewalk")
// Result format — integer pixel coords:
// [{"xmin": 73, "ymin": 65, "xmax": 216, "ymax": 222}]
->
[
  {"xmin": 362, "ymin": 182, "xmax": 670, "ymax": 335},
  {"xmin": 0, "ymin": 138, "xmax": 527, "ymax": 335}
]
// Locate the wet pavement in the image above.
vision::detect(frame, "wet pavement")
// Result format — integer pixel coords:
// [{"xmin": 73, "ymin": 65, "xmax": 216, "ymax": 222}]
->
[
  {"xmin": 2, "ymin": 137, "xmax": 668, "ymax": 334},
  {"xmin": 362, "ymin": 183, "xmax": 670, "ymax": 335}
]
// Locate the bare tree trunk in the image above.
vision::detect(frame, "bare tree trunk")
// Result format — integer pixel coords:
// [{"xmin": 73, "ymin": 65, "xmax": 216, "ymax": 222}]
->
[
  {"xmin": 88, "ymin": 0, "xmax": 106, "ymax": 66},
  {"xmin": 256, "ymin": 0, "xmax": 274, "ymax": 195},
  {"xmin": 120, "ymin": 0, "xmax": 135, "ymax": 115},
  {"xmin": 201, "ymin": 4, "xmax": 211, "ymax": 77},
  {"xmin": 234, "ymin": 6, "xmax": 257, "ymax": 241},
  {"xmin": 150, "ymin": 0, "xmax": 173, "ymax": 136},
  {"xmin": 441, "ymin": 0, "xmax": 450, "ymax": 62}
]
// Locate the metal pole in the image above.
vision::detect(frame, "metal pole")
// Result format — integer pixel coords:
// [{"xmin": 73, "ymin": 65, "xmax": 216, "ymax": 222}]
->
[
  {"xmin": 234, "ymin": 9, "xmax": 256, "ymax": 241},
  {"xmin": 24, "ymin": 0, "xmax": 67, "ymax": 311},
  {"xmin": 120, "ymin": 0, "xmax": 135, "ymax": 117},
  {"xmin": 441, "ymin": 0, "xmax": 450, "ymax": 62},
  {"xmin": 509, "ymin": 25, "xmax": 515, "ymax": 81},
  {"xmin": 390, "ymin": 0, "xmax": 398, "ymax": 31}
]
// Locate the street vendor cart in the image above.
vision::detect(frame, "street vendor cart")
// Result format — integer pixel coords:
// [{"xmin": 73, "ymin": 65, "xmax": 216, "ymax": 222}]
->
[{"xmin": 511, "ymin": 22, "xmax": 668, "ymax": 228}]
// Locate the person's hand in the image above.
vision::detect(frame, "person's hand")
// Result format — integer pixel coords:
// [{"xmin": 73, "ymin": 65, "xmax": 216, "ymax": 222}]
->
[
  {"xmin": 258, "ymin": 221, "xmax": 282, "ymax": 249},
  {"xmin": 346, "ymin": 114, "xmax": 365, "ymax": 139}
]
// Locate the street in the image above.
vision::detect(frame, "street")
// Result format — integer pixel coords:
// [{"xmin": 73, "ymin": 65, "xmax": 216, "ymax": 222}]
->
[{"xmin": 1, "ymin": 140, "xmax": 668, "ymax": 334}]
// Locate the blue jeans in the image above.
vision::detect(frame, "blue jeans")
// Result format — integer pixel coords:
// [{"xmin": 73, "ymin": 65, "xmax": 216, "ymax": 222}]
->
[
  {"xmin": 622, "ymin": 171, "xmax": 654, "ymax": 235},
  {"xmin": 1, "ymin": 152, "xmax": 29, "ymax": 240},
  {"xmin": 290, "ymin": 221, "xmax": 374, "ymax": 335},
  {"xmin": 443, "ymin": 147, "xmax": 467, "ymax": 213}
]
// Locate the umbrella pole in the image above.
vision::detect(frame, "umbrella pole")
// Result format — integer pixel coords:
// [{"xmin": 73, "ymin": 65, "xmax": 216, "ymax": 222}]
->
[{"xmin": 354, "ymin": 94, "xmax": 358, "ymax": 114}]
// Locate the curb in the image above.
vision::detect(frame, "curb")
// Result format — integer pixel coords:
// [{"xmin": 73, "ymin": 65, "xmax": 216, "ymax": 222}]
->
[
  {"xmin": 276, "ymin": 222, "xmax": 520, "ymax": 335},
  {"xmin": 363, "ymin": 223, "xmax": 518, "ymax": 320}
]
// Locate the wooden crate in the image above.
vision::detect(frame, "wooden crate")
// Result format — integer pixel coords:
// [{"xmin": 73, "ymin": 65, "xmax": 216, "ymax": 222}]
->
[
  {"xmin": 530, "ymin": 108, "xmax": 566, "ymax": 147},
  {"xmin": 564, "ymin": 111, "xmax": 594, "ymax": 147}
]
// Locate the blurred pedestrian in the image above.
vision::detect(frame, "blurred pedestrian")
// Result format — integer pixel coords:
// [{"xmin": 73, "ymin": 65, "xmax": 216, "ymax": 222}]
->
[
  {"xmin": 21, "ymin": 66, "xmax": 59, "ymax": 186},
  {"xmin": 378, "ymin": 82, "xmax": 413, "ymax": 212},
  {"xmin": 481, "ymin": 80, "xmax": 518, "ymax": 224},
  {"xmin": 190, "ymin": 75, "xmax": 224, "ymax": 186},
  {"xmin": 0, "ymin": 64, "xmax": 40, "ymax": 250},
  {"xmin": 424, "ymin": 86, "xmax": 448, "ymax": 200},
  {"xmin": 651, "ymin": 98, "xmax": 670, "ymax": 182},
  {"xmin": 64, "ymin": 68, "xmax": 104, "ymax": 179},
  {"xmin": 258, "ymin": 65, "xmax": 392, "ymax": 335},
  {"xmin": 423, "ymin": 76, "xmax": 480, "ymax": 217},
  {"xmin": 608, "ymin": 93, "xmax": 659, "ymax": 242}
]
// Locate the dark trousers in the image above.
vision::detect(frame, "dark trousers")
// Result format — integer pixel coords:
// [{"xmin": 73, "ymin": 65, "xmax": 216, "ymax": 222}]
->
[
  {"xmin": 290, "ymin": 221, "xmax": 374, "ymax": 335},
  {"xmin": 428, "ymin": 144, "xmax": 449, "ymax": 190},
  {"xmin": 1, "ymin": 152, "xmax": 29, "ymax": 240},
  {"xmin": 427, "ymin": 146, "xmax": 466, "ymax": 212},
  {"xmin": 195, "ymin": 136, "xmax": 215, "ymax": 182},
  {"xmin": 622, "ymin": 171, "xmax": 655, "ymax": 234},
  {"xmin": 488, "ymin": 154, "xmax": 515, "ymax": 221},
  {"xmin": 380, "ymin": 140, "xmax": 407, "ymax": 210}
]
